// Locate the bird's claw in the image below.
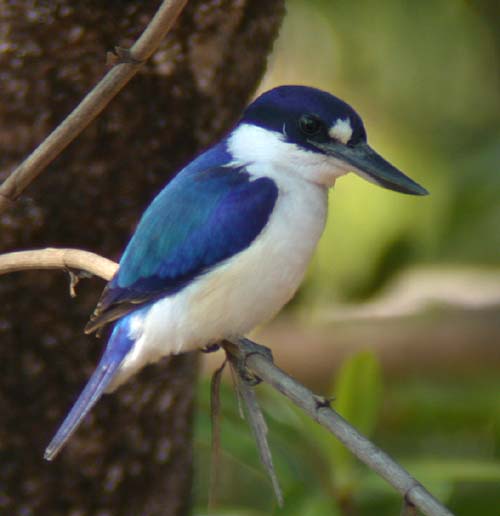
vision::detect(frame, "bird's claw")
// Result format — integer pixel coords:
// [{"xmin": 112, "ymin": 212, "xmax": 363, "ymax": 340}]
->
[
  {"xmin": 236, "ymin": 363, "xmax": 262, "ymax": 386},
  {"xmin": 223, "ymin": 338, "xmax": 274, "ymax": 386}
]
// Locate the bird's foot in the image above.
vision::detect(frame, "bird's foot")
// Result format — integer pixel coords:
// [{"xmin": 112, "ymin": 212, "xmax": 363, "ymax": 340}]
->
[
  {"xmin": 223, "ymin": 338, "xmax": 274, "ymax": 386},
  {"xmin": 201, "ymin": 343, "xmax": 221, "ymax": 354}
]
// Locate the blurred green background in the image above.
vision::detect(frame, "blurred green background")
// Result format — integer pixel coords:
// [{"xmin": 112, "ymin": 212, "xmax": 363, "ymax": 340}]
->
[{"xmin": 194, "ymin": 1, "xmax": 500, "ymax": 514}]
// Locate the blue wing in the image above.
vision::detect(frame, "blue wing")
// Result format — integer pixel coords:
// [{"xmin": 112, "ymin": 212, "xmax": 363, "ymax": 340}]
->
[
  {"xmin": 45, "ymin": 317, "xmax": 134, "ymax": 460},
  {"xmin": 85, "ymin": 143, "xmax": 278, "ymax": 333}
]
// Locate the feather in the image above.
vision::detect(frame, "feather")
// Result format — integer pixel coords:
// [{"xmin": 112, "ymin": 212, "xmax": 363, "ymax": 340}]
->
[
  {"xmin": 45, "ymin": 318, "xmax": 134, "ymax": 460},
  {"xmin": 86, "ymin": 143, "xmax": 278, "ymax": 334}
]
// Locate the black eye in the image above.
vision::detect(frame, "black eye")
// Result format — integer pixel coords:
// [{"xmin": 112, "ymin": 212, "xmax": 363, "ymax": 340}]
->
[{"xmin": 298, "ymin": 114, "xmax": 323, "ymax": 136}]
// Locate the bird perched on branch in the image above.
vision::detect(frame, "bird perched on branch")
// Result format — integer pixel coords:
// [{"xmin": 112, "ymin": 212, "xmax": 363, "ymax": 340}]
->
[{"xmin": 45, "ymin": 85, "xmax": 427, "ymax": 460}]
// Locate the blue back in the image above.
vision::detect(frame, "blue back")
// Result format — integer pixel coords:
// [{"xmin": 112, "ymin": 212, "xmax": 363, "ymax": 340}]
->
[{"xmin": 90, "ymin": 142, "xmax": 278, "ymax": 327}]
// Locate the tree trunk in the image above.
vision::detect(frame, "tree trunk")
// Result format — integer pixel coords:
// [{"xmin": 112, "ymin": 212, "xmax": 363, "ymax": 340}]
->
[{"xmin": 0, "ymin": 1, "xmax": 284, "ymax": 514}]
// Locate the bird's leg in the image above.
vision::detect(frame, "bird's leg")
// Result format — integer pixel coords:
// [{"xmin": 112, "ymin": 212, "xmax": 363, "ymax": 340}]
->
[{"xmin": 222, "ymin": 338, "xmax": 274, "ymax": 386}]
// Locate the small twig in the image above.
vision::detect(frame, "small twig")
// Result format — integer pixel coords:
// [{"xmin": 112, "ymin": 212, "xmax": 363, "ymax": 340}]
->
[
  {"xmin": 0, "ymin": 0, "xmax": 187, "ymax": 214},
  {"xmin": 67, "ymin": 270, "xmax": 83, "ymax": 298},
  {"xmin": 208, "ymin": 358, "xmax": 227, "ymax": 509},
  {"xmin": 0, "ymin": 247, "xmax": 454, "ymax": 515},
  {"xmin": 229, "ymin": 337, "xmax": 454, "ymax": 516},
  {"xmin": 226, "ymin": 350, "xmax": 284, "ymax": 508}
]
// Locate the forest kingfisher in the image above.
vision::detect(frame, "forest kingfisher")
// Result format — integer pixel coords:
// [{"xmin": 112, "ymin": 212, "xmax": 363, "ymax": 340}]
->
[{"xmin": 45, "ymin": 85, "xmax": 427, "ymax": 460}]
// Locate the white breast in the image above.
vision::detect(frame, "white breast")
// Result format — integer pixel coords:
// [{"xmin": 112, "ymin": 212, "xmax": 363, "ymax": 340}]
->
[
  {"xmin": 118, "ymin": 124, "xmax": 332, "ymax": 382},
  {"xmin": 183, "ymin": 171, "xmax": 328, "ymax": 341},
  {"xmin": 139, "ymin": 173, "xmax": 327, "ymax": 355}
]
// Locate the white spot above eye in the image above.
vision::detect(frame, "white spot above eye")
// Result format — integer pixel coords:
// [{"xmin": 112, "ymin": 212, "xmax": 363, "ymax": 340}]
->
[{"xmin": 329, "ymin": 118, "xmax": 353, "ymax": 144}]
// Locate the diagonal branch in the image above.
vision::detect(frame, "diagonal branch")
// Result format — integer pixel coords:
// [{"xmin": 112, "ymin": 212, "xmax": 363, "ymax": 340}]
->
[
  {"xmin": 224, "ymin": 338, "xmax": 454, "ymax": 516},
  {"xmin": 0, "ymin": 247, "xmax": 454, "ymax": 516},
  {"xmin": 0, "ymin": 0, "xmax": 187, "ymax": 214}
]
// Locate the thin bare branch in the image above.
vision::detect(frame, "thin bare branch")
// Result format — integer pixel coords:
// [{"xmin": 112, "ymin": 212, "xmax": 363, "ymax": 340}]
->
[
  {"xmin": 226, "ymin": 338, "xmax": 454, "ymax": 516},
  {"xmin": 0, "ymin": 0, "xmax": 188, "ymax": 214},
  {"xmin": 227, "ymin": 352, "xmax": 284, "ymax": 508},
  {"xmin": 0, "ymin": 248, "xmax": 117, "ymax": 280},
  {"xmin": 0, "ymin": 247, "xmax": 454, "ymax": 515},
  {"xmin": 208, "ymin": 358, "xmax": 227, "ymax": 509}
]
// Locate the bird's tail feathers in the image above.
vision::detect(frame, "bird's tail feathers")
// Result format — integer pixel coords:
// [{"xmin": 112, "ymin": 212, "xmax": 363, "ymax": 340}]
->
[{"xmin": 44, "ymin": 321, "xmax": 134, "ymax": 461}]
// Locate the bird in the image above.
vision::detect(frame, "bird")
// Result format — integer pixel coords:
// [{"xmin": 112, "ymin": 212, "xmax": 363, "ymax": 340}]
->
[{"xmin": 44, "ymin": 85, "xmax": 428, "ymax": 460}]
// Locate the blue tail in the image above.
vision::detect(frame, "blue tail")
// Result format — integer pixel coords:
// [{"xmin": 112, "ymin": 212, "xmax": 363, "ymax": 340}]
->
[{"xmin": 44, "ymin": 319, "xmax": 134, "ymax": 461}]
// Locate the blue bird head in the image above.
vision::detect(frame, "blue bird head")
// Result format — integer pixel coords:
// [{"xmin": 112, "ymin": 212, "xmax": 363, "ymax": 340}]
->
[{"xmin": 237, "ymin": 85, "xmax": 427, "ymax": 195}]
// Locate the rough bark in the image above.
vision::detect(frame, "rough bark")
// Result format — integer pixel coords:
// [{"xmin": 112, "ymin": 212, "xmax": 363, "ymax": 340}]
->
[{"xmin": 0, "ymin": 1, "xmax": 285, "ymax": 514}]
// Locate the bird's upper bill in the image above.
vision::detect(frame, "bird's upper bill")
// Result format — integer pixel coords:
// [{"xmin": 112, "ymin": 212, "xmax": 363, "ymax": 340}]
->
[
  {"xmin": 241, "ymin": 85, "xmax": 428, "ymax": 196},
  {"xmin": 310, "ymin": 139, "xmax": 428, "ymax": 195}
]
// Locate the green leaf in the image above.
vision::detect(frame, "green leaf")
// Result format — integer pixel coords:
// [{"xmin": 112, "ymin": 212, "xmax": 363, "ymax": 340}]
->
[
  {"xmin": 333, "ymin": 350, "xmax": 383, "ymax": 436},
  {"xmin": 404, "ymin": 459, "xmax": 500, "ymax": 483},
  {"xmin": 273, "ymin": 488, "xmax": 341, "ymax": 516},
  {"xmin": 328, "ymin": 350, "xmax": 383, "ymax": 493}
]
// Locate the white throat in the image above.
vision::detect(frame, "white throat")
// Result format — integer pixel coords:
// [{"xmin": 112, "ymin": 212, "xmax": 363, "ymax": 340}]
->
[{"xmin": 227, "ymin": 123, "xmax": 352, "ymax": 187}]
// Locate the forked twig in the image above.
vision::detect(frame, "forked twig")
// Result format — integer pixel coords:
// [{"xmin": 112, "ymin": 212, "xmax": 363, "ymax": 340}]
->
[{"xmin": 208, "ymin": 358, "xmax": 227, "ymax": 509}]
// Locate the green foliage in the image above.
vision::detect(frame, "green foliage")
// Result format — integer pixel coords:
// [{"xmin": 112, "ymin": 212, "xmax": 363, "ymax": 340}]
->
[
  {"xmin": 193, "ymin": 352, "xmax": 500, "ymax": 515},
  {"xmin": 192, "ymin": 2, "xmax": 500, "ymax": 512},
  {"xmin": 261, "ymin": 0, "xmax": 500, "ymax": 303},
  {"xmin": 328, "ymin": 351, "xmax": 383, "ymax": 494}
]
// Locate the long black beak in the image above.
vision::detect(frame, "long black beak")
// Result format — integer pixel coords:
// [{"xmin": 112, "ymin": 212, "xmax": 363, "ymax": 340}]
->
[{"xmin": 313, "ymin": 140, "xmax": 429, "ymax": 196}]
